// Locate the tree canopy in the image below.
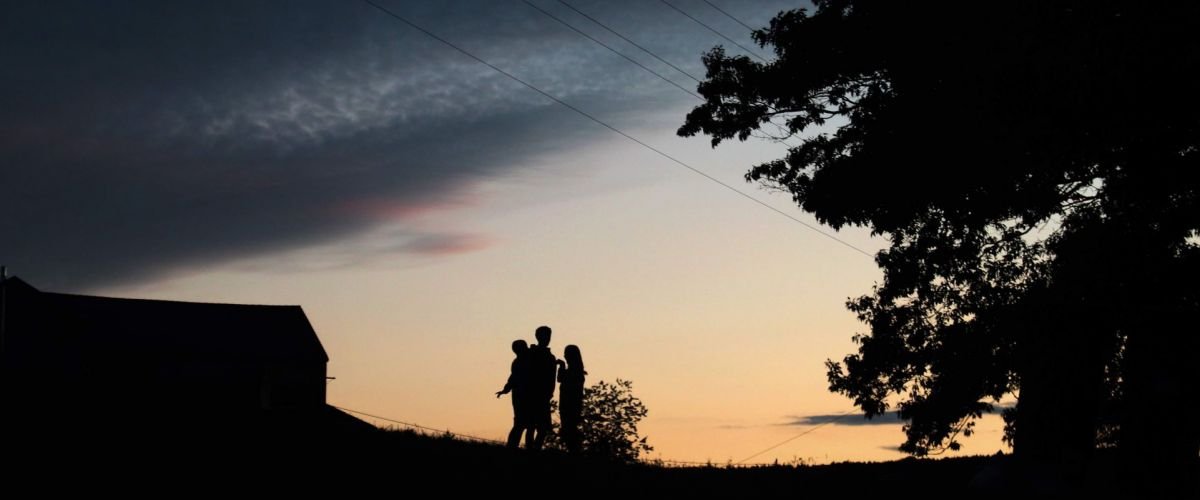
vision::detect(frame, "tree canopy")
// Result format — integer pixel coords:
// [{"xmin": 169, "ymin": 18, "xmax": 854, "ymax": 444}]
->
[{"xmin": 679, "ymin": 0, "xmax": 1200, "ymax": 466}]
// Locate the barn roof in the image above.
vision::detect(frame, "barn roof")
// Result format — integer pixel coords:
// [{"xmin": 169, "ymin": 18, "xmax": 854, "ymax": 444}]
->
[{"xmin": 3, "ymin": 277, "xmax": 328, "ymax": 362}]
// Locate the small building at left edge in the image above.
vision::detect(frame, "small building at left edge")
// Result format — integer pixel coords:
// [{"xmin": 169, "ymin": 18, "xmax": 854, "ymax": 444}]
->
[{"xmin": 0, "ymin": 272, "xmax": 375, "ymax": 447}]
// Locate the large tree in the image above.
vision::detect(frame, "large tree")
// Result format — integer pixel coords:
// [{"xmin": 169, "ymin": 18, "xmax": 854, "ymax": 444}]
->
[{"xmin": 679, "ymin": 0, "xmax": 1199, "ymax": 482}]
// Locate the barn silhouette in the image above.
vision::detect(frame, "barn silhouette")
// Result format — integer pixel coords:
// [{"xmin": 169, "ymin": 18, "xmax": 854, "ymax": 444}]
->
[{"xmin": 0, "ymin": 272, "xmax": 372, "ymax": 445}]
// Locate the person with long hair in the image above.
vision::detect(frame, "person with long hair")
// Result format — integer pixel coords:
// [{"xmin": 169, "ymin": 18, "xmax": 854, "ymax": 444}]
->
[{"xmin": 557, "ymin": 344, "xmax": 586, "ymax": 454}]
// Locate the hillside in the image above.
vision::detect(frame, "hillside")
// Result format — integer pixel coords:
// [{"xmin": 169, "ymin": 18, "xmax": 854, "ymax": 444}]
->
[{"xmin": 6, "ymin": 426, "xmax": 1192, "ymax": 495}]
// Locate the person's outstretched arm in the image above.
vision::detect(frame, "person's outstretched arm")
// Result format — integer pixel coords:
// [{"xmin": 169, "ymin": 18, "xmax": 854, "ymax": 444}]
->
[{"xmin": 496, "ymin": 367, "xmax": 516, "ymax": 397}]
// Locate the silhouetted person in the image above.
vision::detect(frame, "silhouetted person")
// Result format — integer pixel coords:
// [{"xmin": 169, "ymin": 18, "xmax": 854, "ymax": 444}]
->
[
  {"xmin": 557, "ymin": 344, "xmax": 586, "ymax": 454},
  {"xmin": 527, "ymin": 325, "xmax": 558, "ymax": 450},
  {"xmin": 496, "ymin": 339, "xmax": 533, "ymax": 449}
]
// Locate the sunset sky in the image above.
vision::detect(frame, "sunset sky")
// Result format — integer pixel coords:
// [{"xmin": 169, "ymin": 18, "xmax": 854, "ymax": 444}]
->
[{"xmin": 3, "ymin": 0, "xmax": 1008, "ymax": 463}]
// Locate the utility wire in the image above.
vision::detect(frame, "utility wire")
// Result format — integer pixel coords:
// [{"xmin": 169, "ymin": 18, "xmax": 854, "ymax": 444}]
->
[
  {"xmin": 737, "ymin": 410, "xmax": 858, "ymax": 464},
  {"xmin": 333, "ymin": 405, "xmax": 507, "ymax": 445},
  {"xmin": 357, "ymin": 0, "xmax": 875, "ymax": 465},
  {"xmin": 520, "ymin": 0, "xmax": 700, "ymax": 99},
  {"xmin": 359, "ymin": 0, "xmax": 872, "ymax": 258},
  {"xmin": 547, "ymin": 0, "xmax": 798, "ymax": 149},
  {"xmin": 655, "ymin": 458, "xmax": 793, "ymax": 467},
  {"xmin": 701, "ymin": 0, "xmax": 757, "ymax": 33},
  {"xmin": 335, "ymin": 404, "xmax": 804, "ymax": 467},
  {"xmin": 658, "ymin": 0, "xmax": 768, "ymax": 62},
  {"xmin": 556, "ymin": 0, "xmax": 701, "ymax": 84},
  {"xmin": 552, "ymin": 0, "xmax": 799, "ymax": 148}
]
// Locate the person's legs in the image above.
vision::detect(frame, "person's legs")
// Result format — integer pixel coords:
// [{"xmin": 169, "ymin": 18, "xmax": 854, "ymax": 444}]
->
[
  {"xmin": 530, "ymin": 399, "xmax": 552, "ymax": 450},
  {"xmin": 562, "ymin": 413, "xmax": 581, "ymax": 453},
  {"xmin": 508, "ymin": 396, "xmax": 528, "ymax": 448},
  {"xmin": 506, "ymin": 422, "xmax": 525, "ymax": 449}
]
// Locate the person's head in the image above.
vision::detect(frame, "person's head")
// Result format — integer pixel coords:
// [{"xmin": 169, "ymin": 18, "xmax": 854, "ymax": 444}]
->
[
  {"xmin": 564, "ymin": 344, "xmax": 583, "ymax": 371},
  {"xmin": 511, "ymin": 339, "xmax": 528, "ymax": 355},
  {"xmin": 535, "ymin": 325, "xmax": 552, "ymax": 346}
]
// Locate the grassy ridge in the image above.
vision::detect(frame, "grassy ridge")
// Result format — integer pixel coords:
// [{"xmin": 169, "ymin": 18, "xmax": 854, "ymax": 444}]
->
[{"xmin": 6, "ymin": 426, "xmax": 1193, "ymax": 495}]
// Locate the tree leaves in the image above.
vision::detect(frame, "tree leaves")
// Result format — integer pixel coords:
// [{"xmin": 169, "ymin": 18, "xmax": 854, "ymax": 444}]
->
[
  {"xmin": 679, "ymin": 0, "xmax": 1200, "ymax": 457},
  {"xmin": 546, "ymin": 379, "xmax": 652, "ymax": 462}
]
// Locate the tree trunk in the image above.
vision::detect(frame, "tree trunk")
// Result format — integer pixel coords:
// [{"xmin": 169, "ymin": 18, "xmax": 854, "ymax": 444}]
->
[
  {"xmin": 1011, "ymin": 284, "xmax": 1110, "ymax": 491},
  {"xmin": 1119, "ymin": 308, "xmax": 1200, "ymax": 494}
]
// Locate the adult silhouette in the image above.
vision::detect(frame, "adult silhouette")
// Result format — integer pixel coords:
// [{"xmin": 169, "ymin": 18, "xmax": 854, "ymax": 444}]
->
[
  {"xmin": 496, "ymin": 339, "xmax": 532, "ymax": 448},
  {"xmin": 557, "ymin": 344, "xmax": 586, "ymax": 454},
  {"xmin": 527, "ymin": 325, "xmax": 558, "ymax": 450}
]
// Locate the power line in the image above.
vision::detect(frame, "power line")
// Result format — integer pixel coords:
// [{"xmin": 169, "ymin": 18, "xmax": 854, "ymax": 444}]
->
[
  {"xmin": 656, "ymin": 459, "xmax": 719, "ymax": 466},
  {"xmin": 529, "ymin": 1, "xmax": 802, "ymax": 149},
  {"xmin": 700, "ymin": 0, "xmax": 758, "ymax": 33},
  {"xmin": 737, "ymin": 410, "xmax": 858, "ymax": 464},
  {"xmin": 546, "ymin": 0, "xmax": 799, "ymax": 150},
  {"xmin": 556, "ymin": 0, "xmax": 701, "ymax": 84},
  {"xmin": 552, "ymin": 0, "xmax": 800, "ymax": 149},
  {"xmin": 655, "ymin": 458, "xmax": 794, "ymax": 467},
  {"xmin": 359, "ymin": 0, "xmax": 873, "ymax": 258},
  {"xmin": 333, "ymin": 405, "xmax": 507, "ymax": 445},
  {"xmin": 658, "ymin": 0, "xmax": 768, "ymax": 63},
  {"xmin": 335, "ymin": 404, "xmax": 801, "ymax": 467},
  {"xmin": 520, "ymin": 0, "xmax": 700, "ymax": 100}
]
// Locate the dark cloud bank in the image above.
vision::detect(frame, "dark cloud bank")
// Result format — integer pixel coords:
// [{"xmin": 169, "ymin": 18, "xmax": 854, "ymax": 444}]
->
[{"xmin": 1, "ymin": 0, "xmax": 794, "ymax": 291}]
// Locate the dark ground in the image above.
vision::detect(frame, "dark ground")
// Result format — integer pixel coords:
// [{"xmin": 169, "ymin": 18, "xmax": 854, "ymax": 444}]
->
[{"xmin": 7, "ymin": 424, "xmax": 1194, "ymax": 496}]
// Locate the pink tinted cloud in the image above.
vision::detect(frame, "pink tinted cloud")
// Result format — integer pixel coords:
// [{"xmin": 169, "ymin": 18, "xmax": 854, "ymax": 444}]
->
[
  {"xmin": 398, "ymin": 233, "xmax": 494, "ymax": 256},
  {"xmin": 331, "ymin": 196, "xmax": 476, "ymax": 222}
]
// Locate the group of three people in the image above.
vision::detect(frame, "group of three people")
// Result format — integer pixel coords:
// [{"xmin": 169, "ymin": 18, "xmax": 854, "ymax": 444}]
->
[{"xmin": 495, "ymin": 325, "xmax": 586, "ymax": 453}]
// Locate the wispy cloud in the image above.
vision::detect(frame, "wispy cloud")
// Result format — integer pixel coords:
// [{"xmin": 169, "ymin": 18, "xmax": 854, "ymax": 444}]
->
[
  {"xmin": 783, "ymin": 412, "xmax": 905, "ymax": 427},
  {"xmin": 1, "ymin": 0, "xmax": 795, "ymax": 290},
  {"xmin": 393, "ymin": 233, "xmax": 493, "ymax": 256},
  {"xmin": 783, "ymin": 402, "xmax": 1015, "ymax": 427}
]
